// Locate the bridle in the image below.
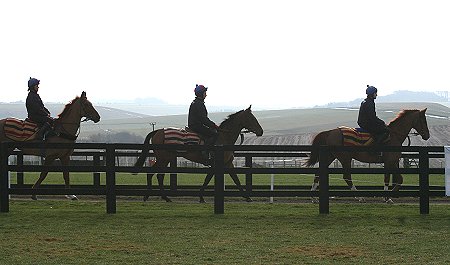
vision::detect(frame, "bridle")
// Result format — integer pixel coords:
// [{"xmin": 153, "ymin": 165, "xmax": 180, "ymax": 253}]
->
[{"xmin": 54, "ymin": 98, "xmax": 92, "ymax": 141}]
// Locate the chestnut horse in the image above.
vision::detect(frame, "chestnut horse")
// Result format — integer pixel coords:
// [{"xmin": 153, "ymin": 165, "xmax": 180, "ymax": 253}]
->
[
  {"xmin": 0, "ymin": 92, "xmax": 101, "ymax": 200},
  {"xmin": 133, "ymin": 106, "xmax": 263, "ymax": 202},
  {"xmin": 306, "ymin": 109, "xmax": 430, "ymax": 202}
]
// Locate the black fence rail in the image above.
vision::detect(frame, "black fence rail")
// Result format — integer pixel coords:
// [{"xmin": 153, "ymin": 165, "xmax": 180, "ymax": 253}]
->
[{"xmin": 0, "ymin": 142, "xmax": 446, "ymax": 214}]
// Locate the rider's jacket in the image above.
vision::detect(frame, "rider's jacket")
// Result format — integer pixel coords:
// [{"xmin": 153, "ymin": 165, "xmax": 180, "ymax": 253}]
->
[
  {"xmin": 188, "ymin": 97, "xmax": 216, "ymax": 130},
  {"xmin": 357, "ymin": 97, "xmax": 386, "ymax": 133},
  {"xmin": 26, "ymin": 90, "xmax": 51, "ymax": 125}
]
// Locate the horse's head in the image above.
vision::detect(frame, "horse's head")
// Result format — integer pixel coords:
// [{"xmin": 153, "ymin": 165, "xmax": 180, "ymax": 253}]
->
[
  {"xmin": 78, "ymin": 91, "xmax": 101, "ymax": 123},
  {"xmin": 413, "ymin": 108, "xmax": 430, "ymax": 140},
  {"xmin": 238, "ymin": 105, "xmax": 263, "ymax": 136}
]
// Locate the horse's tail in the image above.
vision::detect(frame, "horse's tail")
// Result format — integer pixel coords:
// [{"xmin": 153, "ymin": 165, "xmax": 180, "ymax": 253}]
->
[
  {"xmin": 134, "ymin": 130, "xmax": 159, "ymax": 168},
  {"xmin": 305, "ymin": 131, "xmax": 330, "ymax": 167}
]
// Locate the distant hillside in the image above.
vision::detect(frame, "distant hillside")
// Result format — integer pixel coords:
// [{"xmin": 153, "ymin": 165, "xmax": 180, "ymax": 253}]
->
[
  {"xmin": 0, "ymin": 103, "xmax": 149, "ymax": 121},
  {"xmin": 75, "ymin": 102, "xmax": 450, "ymax": 146},
  {"xmin": 323, "ymin": 90, "xmax": 449, "ymax": 108},
  {"xmin": 2, "ymin": 101, "xmax": 448, "ymax": 146}
]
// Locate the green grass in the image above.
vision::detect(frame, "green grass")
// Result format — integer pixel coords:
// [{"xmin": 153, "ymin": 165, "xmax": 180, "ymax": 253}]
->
[
  {"xmin": 0, "ymin": 201, "xmax": 449, "ymax": 264},
  {"xmin": 9, "ymin": 172, "xmax": 447, "ymax": 187}
]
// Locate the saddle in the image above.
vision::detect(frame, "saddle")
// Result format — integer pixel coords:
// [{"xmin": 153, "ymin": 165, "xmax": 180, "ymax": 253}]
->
[
  {"xmin": 4, "ymin": 118, "xmax": 39, "ymax": 141},
  {"xmin": 339, "ymin": 126, "xmax": 374, "ymax": 146},
  {"xmin": 164, "ymin": 127, "xmax": 204, "ymax": 145}
]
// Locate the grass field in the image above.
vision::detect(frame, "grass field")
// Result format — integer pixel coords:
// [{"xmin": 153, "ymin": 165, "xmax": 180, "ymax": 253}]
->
[
  {"xmin": 9, "ymin": 171, "xmax": 447, "ymax": 187},
  {"xmin": 0, "ymin": 201, "xmax": 449, "ymax": 265}
]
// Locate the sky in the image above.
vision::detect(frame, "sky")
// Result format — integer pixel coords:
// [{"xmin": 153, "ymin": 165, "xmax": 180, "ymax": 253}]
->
[{"xmin": 1, "ymin": 0, "xmax": 450, "ymax": 109}]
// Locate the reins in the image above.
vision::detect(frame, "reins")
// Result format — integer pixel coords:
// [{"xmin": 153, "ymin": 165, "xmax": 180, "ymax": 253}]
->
[
  {"xmin": 217, "ymin": 128, "xmax": 253, "ymax": 145},
  {"xmin": 53, "ymin": 99, "xmax": 91, "ymax": 141},
  {"xmin": 405, "ymin": 131, "xmax": 420, "ymax": 146}
]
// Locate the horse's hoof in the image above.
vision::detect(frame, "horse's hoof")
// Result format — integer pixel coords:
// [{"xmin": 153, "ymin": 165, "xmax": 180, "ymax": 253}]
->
[
  {"xmin": 385, "ymin": 198, "xmax": 394, "ymax": 204},
  {"xmin": 244, "ymin": 197, "xmax": 253, "ymax": 202},
  {"xmin": 143, "ymin": 195, "xmax": 149, "ymax": 202},
  {"xmin": 162, "ymin": 196, "xmax": 172, "ymax": 202},
  {"xmin": 311, "ymin": 197, "xmax": 319, "ymax": 204},
  {"xmin": 199, "ymin": 198, "xmax": 206, "ymax": 203},
  {"xmin": 31, "ymin": 195, "xmax": 38, "ymax": 201},
  {"xmin": 357, "ymin": 197, "xmax": 366, "ymax": 203},
  {"xmin": 65, "ymin": 195, "xmax": 78, "ymax": 200}
]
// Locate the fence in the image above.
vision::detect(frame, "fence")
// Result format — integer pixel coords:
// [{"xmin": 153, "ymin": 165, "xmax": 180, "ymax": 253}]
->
[{"xmin": 0, "ymin": 142, "xmax": 446, "ymax": 214}]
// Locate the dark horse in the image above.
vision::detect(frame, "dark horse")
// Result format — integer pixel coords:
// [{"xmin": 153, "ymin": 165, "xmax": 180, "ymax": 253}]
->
[
  {"xmin": 133, "ymin": 106, "xmax": 263, "ymax": 202},
  {"xmin": 0, "ymin": 92, "xmax": 101, "ymax": 200},
  {"xmin": 306, "ymin": 109, "xmax": 430, "ymax": 203}
]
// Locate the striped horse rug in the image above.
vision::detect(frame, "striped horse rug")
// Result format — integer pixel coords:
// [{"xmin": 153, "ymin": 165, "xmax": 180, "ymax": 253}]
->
[
  {"xmin": 339, "ymin": 126, "xmax": 373, "ymax": 146},
  {"xmin": 4, "ymin": 118, "xmax": 39, "ymax": 141},
  {"xmin": 164, "ymin": 128, "xmax": 203, "ymax": 146}
]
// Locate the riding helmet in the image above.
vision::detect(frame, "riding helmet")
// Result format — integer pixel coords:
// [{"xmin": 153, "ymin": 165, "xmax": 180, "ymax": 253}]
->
[
  {"xmin": 366, "ymin": 85, "xmax": 377, "ymax": 95},
  {"xmin": 28, "ymin": 77, "xmax": 40, "ymax": 89},
  {"xmin": 194, "ymin": 84, "xmax": 208, "ymax": 97}
]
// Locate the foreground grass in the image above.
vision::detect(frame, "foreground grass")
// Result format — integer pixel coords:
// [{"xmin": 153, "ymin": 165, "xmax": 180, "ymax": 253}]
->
[{"xmin": 0, "ymin": 201, "xmax": 449, "ymax": 265}]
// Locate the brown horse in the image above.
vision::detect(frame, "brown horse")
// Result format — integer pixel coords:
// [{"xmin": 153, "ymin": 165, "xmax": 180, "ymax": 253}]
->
[
  {"xmin": 0, "ymin": 91, "xmax": 101, "ymax": 200},
  {"xmin": 133, "ymin": 106, "xmax": 263, "ymax": 202},
  {"xmin": 306, "ymin": 109, "xmax": 430, "ymax": 203}
]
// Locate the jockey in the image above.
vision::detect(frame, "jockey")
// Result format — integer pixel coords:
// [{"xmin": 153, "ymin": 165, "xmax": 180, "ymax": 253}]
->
[
  {"xmin": 26, "ymin": 77, "xmax": 55, "ymax": 140},
  {"xmin": 188, "ymin": 84, "xmax": 219, "ymax": 164},
  {"xmin": 357, "ymin": 85, "xmax": 390, "ymax": 145}
]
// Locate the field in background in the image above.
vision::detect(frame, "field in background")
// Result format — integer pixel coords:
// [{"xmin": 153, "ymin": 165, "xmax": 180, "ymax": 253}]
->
[{"xmin": 1, "ymin": 101, "xmax": 449, "ymax": 145}]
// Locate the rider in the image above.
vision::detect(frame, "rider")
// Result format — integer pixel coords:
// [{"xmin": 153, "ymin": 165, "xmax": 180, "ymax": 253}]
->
[
  {"xmin": 188, "ymin": 84, "xmax": 219, "ymax": 165},
  {"xmin": 26, "ymin": 77, "xmax": 55, "ymax": 140},
  {"xmin": 357, "ymin": 85, "xmax": 390, "ymax": 146}
]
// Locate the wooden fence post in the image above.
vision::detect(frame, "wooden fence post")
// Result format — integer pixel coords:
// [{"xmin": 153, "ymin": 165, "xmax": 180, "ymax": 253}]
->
[
  {"xmin": 318, "ymin": 145, "xmax": 330, "ymax": 214},
  {"xmin": 17, "ymin": 152, "xmax": 24, "ymax": 186},
  {"xmin": 170, "ymin": 157, "xmax": 177, "ymax": 191},
  {"xmin": 105, "ymin": 145, "xmax": 116, "ymax": 214},
  {"xmin": 93, "ymin": 154, "xmax": 101, "ymax": 187},
  {"xmin": 245, "ymin": 155, "xmax": 253, "ymax": 192},
  {"xmin": 419, "ymin": 148, "xmax": 430, "ymax": 214},
  {"xmin": 214, "ymin": 145, "xmax": 225, "ymax": 214},
  {"xmin": 0, "ymin": 143, "xmax": 9, "ymax": 213}
]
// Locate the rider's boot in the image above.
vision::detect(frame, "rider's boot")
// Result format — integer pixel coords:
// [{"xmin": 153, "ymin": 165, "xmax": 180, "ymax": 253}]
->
[{"xmin": 36, "ymin": 122, "xmax": 51, "ymax": 140}]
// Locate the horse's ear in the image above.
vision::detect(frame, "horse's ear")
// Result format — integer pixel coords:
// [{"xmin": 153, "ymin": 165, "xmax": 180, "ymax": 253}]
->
[
  {"xmin": 246, "ymin": 105, "xmax": 252, "ymax": 111},
  {"xmin": 81, "ymin": 91, "xmax": 86, "ymax": 98}
]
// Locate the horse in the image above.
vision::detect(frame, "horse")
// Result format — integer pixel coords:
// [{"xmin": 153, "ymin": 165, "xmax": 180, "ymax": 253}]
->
[
  {"xmin": 0, "ymin": 91, "xmax": 101, "ymax": 200},
  {"xmin": 133, "ymin": 106, "xmax": 264, "ymax": 203},
  {"xmin": 306, "ymin": 109, "xmax": 430, "ymax": 203}
]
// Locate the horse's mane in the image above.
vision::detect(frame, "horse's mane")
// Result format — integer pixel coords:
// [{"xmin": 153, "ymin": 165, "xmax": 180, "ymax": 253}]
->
[
  {"xmin": 219, "ymin": 109, "xmax": 245, "ymax": 128},
  {"xmin": 388, "ymin": 109, "xmax": 419, "ymax": 126},
  {"xmin": 58, "ymin": 96, "xmax": 80, "ymax": 118}
]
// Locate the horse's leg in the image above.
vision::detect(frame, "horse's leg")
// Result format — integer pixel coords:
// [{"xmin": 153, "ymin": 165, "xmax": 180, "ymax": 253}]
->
[
  {"xmin": 157, "ymin": 172, "xmax": 171, "ymax": 202},
  {"xmin": 199, "ymin": 172, "xmax": 214, "ymax": 203},
  {"xmin": 341, "ymin": 158, "xmax": 365, "ymax": 203},
  {"xmin": 143, "ymin": 173, "xmax": 155, "ymax": 202},
  {"xmin": 60, "ymin": 156, "xmax": 78, "ymax": 200},
  {"xmin": 310, "ymin": 153, "xmax": 335, "ymax": 203},
  {"xmin": 227, "ymin": 163, "xmax": 252, "ymax": 202},
  {"xmin": 154, "ymin": 159, "xmax": 171, "ymax": 202},
  {"xmin": 31, "ymin": 156, "xmax": 56, "ymax": 200},
  {"xmin": 385, "ymin": 155, "xmax": 402, "ymax": 200},
  {"xmin": 383, "ymin": 173, "xmax": 394, "ymax": 204},
  {"xmin": 222, "ymin": 162, "xmax": 251, "ymax": 202},
  {"xmin": 391, "ymin": 170, "xmax": 403, "ymax": 192}
]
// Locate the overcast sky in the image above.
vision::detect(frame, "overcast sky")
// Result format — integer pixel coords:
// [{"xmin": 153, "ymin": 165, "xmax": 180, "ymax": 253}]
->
[{"xmin": 1, "ymin": 0, "xmax": 449, "ymax": 109}]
